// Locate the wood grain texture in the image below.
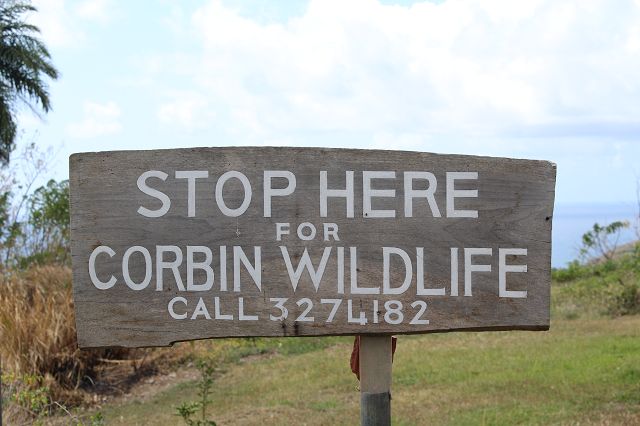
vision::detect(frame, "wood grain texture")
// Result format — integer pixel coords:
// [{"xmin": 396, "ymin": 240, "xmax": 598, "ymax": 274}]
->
[{"xmin": 70, "ymin": 147, "xmax": 556, "ymax": 348}]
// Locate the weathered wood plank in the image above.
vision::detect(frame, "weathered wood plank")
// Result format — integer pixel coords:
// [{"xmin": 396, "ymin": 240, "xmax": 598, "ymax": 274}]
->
[{"xmin": 69, "ymin": 147, "xmax": 556, "ymax": 348}]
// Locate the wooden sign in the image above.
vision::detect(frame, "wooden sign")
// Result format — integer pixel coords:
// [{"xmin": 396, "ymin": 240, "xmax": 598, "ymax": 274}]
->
[{"xmin": 70, "ymin": 147, "xmax": 556, "ymax": 348}]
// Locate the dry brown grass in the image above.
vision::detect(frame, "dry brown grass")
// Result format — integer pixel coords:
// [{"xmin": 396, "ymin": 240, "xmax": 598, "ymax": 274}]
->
[
  {"xmin": 0, "ymin": 265, "xmax": 135, "ymax": 404},
  {"xmin": 1, "ymin": 267, "xmax": 76, "ymax": 381},
  {"xmin": 0, "ymin": 264, "xmax": 193, "ymax": 425}
]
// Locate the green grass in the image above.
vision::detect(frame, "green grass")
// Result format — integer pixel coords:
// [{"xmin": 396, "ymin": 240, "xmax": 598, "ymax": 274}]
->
[
  {"xmin": 88, "ymin": 249, "xmax": 640, "ymax": 425},
  {"xmin": 93, "ymin": 316, "xmax": 640, "ymax": 425},
  {"xmin": 552, "ymin": 254, "xmax": 640, "ymax": 319}
]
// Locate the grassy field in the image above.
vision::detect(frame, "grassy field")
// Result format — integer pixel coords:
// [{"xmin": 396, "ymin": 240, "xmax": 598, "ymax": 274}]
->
[
  {"xmin": 3, "ymin": 250, "xmax": 637, "ymax": 425},
  {"xmin": 92, "ymin": 315, "xmax": 640, "ymax": 425},
  {"xmin": 79, "ymin": 253, "xmax": 639, "ymax": 426},
  {"xmin": 75, "ymin": 253, "xmax": 640, "ymax": 425}
]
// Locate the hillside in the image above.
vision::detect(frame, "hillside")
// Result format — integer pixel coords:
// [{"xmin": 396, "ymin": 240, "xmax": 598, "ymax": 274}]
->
[
  {"xmin": 85, "ymin": 249, "xmax": 640, "ymax": 425},
  {"xmin": 2, "ymin": 245, "xmax": 639, "ymax": 425}
]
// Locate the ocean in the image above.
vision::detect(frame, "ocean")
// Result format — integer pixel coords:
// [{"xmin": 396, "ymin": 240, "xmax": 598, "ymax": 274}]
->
[{"xmin": 552, "ymin": 203, "xmax": 638, "ymax": 267}]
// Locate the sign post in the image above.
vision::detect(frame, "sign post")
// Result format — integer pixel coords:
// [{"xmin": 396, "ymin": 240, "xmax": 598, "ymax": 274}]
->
[
  {"xmin": 359, "ymin": 335, "xmax": 392, "ymax": 425},
  {"xmin": 69, "ymin": 147, "xmax": 555, "ymax": 423}
]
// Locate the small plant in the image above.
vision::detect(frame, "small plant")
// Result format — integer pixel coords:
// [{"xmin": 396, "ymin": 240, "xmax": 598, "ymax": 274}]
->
[
  {"xmin": 1, "ymin": 372, "xmax": 52, "ymax": 420},
  {"xmin": 580, "ymin": 221, "xmax": 630, "ymax": 262},
  {"xmin": 2, "ymin": 371, "xmax": 112, "ymax": 424},
  {"xmin": 87, "ymin": 411, "xmax": 106, "ymax": 426},
  {"xmin": 176, "ymin": 358, "xmax": 218, "ymax": 425}
]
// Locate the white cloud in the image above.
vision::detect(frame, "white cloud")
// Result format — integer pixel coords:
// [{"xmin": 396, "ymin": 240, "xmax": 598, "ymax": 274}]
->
[
  {"xmin": 31, "ymin": 0, "xmax": 113, "ymax": 47},
  {"xmin": 31, "ymin": 0, "xmax": 83, "ymax": 47},
  {"xmin": 141, "ymin": 0, "xmax": 640, "ymax": 152},
  {"xmin": 157, "ymin": 91, "xmax": 216, "ymax": 130},
  {"xmin": 75, "ymin": 0, "xmax": 112, "ymax": 23},
  {"xmin": 67, "ymin": 101, "xmax": 122, "ymax": 139}
]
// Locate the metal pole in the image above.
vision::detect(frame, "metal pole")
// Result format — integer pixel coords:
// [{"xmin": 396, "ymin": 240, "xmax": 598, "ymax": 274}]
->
[{"xmin": 359, "ymin": 335, "xmax": 392, "ymax": 426}]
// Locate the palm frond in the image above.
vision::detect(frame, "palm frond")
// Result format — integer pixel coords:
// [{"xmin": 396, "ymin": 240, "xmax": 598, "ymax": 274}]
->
[
  {"xmin": 0, "ymin": 94, "xmax": 17, "ymax": 163},
  {"xmin": 0, "ymin": 0, "xmax": 58, "ymax": 164}
]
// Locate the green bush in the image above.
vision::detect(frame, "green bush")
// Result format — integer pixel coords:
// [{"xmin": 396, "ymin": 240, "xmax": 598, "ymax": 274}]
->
[
  {"xmin": 610, "ymin": 282, "xmax": 640, "ymax": 316},
  {"xmin": 1, "ymin": 372, "xmax": 52, "ymax": 421},
  {"xmin": 552, "ymin": 260, "xmax": 588, "ymax": 283},
  {"xmin": 580, "ymin": 221, "xmax": 630, "ymax": 262},
  {"xmin": 20, "ymin": 178, "xmax": 70, "ymax": 266},
  {"xmin": 0, "ymin": 178, "xmax": 69, "ymax": 269},
  {"xmin": 552, "ymin": 228, "xmax": 640, "ymax": 318}
]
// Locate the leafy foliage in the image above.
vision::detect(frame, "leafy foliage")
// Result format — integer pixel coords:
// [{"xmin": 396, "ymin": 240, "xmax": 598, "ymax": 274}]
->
[
  {"xmin": 3, "ymin": 372, "xmax": 50, "ymax": 413},
  {"xmin": 1, "ymin": 370, "xmax": 109, "ymax": 424},
  {"xmin": 553, "ymin": 239, "xmax": 640, "ymax": 319},
  {"xmin": 0, "ymin": 189, "xmax": 20, "ymax": 256},
  {"xmin": 580, "ymin": 220, "xmax": 630, "ymax": 262},
  {"xmin": 21, "ymin": 178, "xmax": 70, "ymax": 266},
  {"xmin": 176, "ymin": 358, "xmax": 218, "ymax": 426},
  {"xmin": 0, "ymin": 143, "xmax": 66, "ymax": 268},
  {"xmin": 0, "ymin": 0, "xmax": 59, "ymax": 163},
  {"xmin": 87, "ymin": 412, "xmax": 106, "ymax": 426},
  {"xmin": 0, "ymin": 177, "xmax": 69, "ymax": 268},
  {"xmin": 0, "ymin": 143, "xmax": 69, "ymax": 268},
  {"xmin": 552, "ymin": 260, "xmax": 589, "ymax": 283}
]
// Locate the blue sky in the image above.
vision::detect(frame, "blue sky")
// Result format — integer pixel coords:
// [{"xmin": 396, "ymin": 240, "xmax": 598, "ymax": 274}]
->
[{"xmin": 16, "ymin": 0, "xmax": 640, "ymax": 212}]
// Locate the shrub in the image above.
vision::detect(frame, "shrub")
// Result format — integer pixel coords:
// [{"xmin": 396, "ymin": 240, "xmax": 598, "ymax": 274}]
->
[
  {"xmin": 0, "ymin": 143, "xmax": 71, "ymax": 270},
  {"xmin": 552, "ymin": 260, "xmax": 588, "ymax": 283},
  {"xmin": 610, "ymin": 281, "xmax": 640, "ymax": 316},
  {"xmin": 1, "ymin": 372, "xmax": 52, "ymax": 422},
  {"xmin": 553, "ymin": 240, "xmax": 640, "ymax": 318},
  {"xmin": 20, "ymin": 178, "xmax": 70, "ymax": 267},
  {"xmin": 580, "ymin": 221, "xmax": 630, "ymax": 262},
  {"xmin": 0, "ymin": 179, "xmax": 70, "ymax": 269}
]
